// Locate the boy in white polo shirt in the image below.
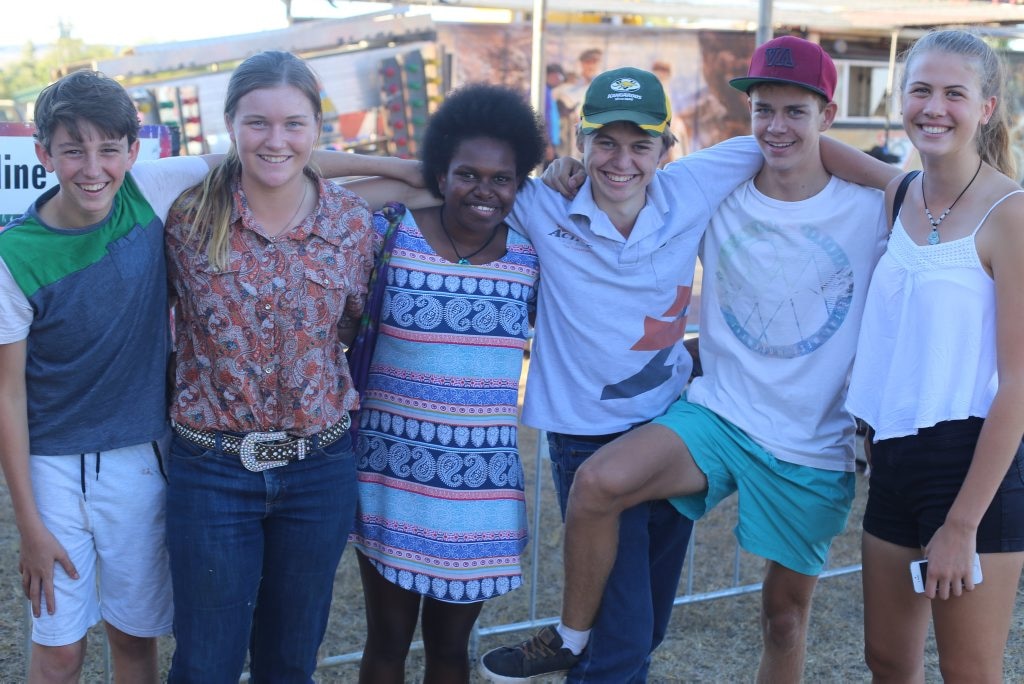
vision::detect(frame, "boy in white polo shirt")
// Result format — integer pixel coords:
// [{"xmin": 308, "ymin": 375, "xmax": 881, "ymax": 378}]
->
[{"xmin": 495, "ymin": 67, "xmax": 763, "ymax": 683}]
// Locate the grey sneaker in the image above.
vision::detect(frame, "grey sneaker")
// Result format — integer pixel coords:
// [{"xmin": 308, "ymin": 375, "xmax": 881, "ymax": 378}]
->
[{"xmin": 478, "ymin": 626, "xmax": 581, "ymax": 682}]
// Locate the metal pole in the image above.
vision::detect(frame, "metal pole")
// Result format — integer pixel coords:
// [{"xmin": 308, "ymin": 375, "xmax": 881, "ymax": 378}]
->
[
  {"xmin": 884, "ymin": 29, "xmax": 900, "ymax": 148},
  {"xmin": 529, "ymin": 0, "xmax": 547, "ymax": 117},
  {"xmin": 529, "ymin": 0, "xmax": 548, "ymax": 174},
  {"xmin": 23, "ymin": 601, "xmax": 31, "ymax": 677},
  {"xmin": 756, "ymin": 0, "xmax": 773, "ymax": 46}
]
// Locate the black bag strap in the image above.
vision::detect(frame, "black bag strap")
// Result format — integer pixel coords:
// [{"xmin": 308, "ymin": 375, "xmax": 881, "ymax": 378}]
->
[{"xmin": 891, "ymin": 170, "xmax": 921, "ymax": 227}]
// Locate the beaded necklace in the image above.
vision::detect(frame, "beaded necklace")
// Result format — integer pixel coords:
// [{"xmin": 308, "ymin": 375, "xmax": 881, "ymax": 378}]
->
[{"xmin": 922, "ymin": 159, "xmax": 982, "ymax": 245}]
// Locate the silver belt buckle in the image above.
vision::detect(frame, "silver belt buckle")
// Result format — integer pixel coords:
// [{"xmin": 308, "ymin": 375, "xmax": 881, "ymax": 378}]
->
[{"xmin": 239, "ymin": 430, "xmax": 299, "ymax": 472}]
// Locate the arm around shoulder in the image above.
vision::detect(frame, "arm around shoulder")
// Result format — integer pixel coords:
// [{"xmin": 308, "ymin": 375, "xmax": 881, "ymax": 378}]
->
[
  {"xmin": 541, "ymin": 156, "xmax": 585, "ymax": 199},
  {"xmin": 196, "ymin": 151, "xmax": 427, "ymax": 208},
  {"xmin": 820, "ymin": 136, "xmax": 900, "ymax": 190},
  {"xmin": 661, "ymin": 135, "xmax": 763, "ymax": 204},
  {"xmin": 197, "ymin": 149, "xmax": 423, "ymax": 183},
  {"xmin": 343, "ymin": 177, "xmax": 439, "ymax": 212},
  {"xmin": 315, "ymin": 151, "xmax": 423, "ymax": 186}
]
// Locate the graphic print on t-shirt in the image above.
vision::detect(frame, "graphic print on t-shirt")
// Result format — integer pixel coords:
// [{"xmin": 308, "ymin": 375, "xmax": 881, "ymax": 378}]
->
[
  {"xmin": 717, "ymin": 220, "xmax": 853, "ymax": 358},
  {"xmin": 601, "ymin": 284, "xmax": 691, "ymax": 399}
]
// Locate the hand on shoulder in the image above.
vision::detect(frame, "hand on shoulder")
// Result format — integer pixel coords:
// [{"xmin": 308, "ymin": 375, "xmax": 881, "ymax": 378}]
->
[{"xmin": 541, "ymin": 157, "xmax": 585, "ymax": 200}]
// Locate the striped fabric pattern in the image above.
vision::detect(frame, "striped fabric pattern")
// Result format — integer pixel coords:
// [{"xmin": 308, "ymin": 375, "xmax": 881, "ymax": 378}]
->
[{"xmin": 349, "ymin": 212, "xmax": 538, "ymax": 603}]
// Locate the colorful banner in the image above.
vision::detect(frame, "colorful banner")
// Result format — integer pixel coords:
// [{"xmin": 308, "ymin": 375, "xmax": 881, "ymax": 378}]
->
[{"xmin": 0, "ymin": 123, "xmax": 171, "ymax": 226}]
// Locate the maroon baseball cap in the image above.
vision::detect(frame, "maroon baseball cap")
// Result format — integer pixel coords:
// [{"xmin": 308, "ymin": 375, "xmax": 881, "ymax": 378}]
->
[{"xmin": 729, "ymin": 36, "xmax": 837, "ymax": 101}]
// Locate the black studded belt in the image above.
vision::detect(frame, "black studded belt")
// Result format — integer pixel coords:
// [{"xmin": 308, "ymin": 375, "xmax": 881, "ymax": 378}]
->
[{"xmin": 172, "ymin": 413, "xmax": 351, "ymax": 472}]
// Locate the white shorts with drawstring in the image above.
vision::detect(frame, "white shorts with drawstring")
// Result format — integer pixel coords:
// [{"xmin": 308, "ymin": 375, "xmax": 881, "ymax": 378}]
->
[{"xmin": 28, "ymin": 435, "xmax": 172, "ymax": 646}]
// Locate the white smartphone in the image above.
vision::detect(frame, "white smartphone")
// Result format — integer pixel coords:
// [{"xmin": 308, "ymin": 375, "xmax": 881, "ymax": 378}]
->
[{"xmin": 910, "ymin": 553, "xmax": 983, "ymax": 593}]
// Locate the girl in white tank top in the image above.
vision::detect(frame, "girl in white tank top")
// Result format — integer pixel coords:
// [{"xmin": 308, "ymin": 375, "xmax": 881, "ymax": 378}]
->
[{"xmin": 847, "ymin": 29, "xmax": 1024, "ymax": 682}]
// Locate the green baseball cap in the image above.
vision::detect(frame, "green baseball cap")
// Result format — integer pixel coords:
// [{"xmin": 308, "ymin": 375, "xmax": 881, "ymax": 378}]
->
[{"xmin": 580, "ymin": 67, "xmax": 671, "ymax": 137}]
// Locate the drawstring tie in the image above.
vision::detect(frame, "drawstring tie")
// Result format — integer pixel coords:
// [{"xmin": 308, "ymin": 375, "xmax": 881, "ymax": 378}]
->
[{"xmin": 79, "ymin": 452, "xmax": 101, "ymax": 500}]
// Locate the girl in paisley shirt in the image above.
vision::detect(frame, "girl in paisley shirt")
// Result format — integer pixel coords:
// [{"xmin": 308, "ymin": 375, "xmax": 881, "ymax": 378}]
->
[{"xmin": 163, "ymin": 50, "xmax": 373, "ymax": 683}]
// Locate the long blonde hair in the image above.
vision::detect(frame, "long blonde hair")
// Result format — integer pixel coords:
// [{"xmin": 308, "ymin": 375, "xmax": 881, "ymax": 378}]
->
[
  {"xmin": 901, "ymin": 30, "xmax": 1016, "ymax": 179},
  {"xmin": 181, "ymin": 51, "xmax": 323, "ymax": 269}
]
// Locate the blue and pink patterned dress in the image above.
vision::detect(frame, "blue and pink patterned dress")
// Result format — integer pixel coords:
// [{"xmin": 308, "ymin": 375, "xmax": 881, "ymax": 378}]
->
[{"xmin": 349, "ymin": 210, "xmax": 538, "ymax": 603}]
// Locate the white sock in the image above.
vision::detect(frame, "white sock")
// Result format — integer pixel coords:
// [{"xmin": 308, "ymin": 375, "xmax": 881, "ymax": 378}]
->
[{"xmin": 555, "ymin": 623, "xmax": 591, "ymax": 656}]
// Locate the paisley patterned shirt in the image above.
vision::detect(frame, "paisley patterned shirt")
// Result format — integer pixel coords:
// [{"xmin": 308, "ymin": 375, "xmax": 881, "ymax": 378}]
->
[{"xmin": 166, "ymin": 174, "xmax": 373, "ymax": 436}]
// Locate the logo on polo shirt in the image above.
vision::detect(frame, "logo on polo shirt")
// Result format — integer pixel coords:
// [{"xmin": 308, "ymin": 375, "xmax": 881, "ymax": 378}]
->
[
  {"xmin": 601, "ymin": 285, "xmax": 691, "ymax": 400},
  {"xmin": 547, "ymin": 226, "xmax": 589, "ymax": 248}
]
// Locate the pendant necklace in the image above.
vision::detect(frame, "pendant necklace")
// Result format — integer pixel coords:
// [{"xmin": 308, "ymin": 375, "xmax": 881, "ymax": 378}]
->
[
  {"xmin": 438, "ymin": 206, "xmax": 501, "ymax": 265},
  {"xmin": 264, "ymin": 178, "xmax": 308, "ymax": 236},
  {"xmin": 921, "ymin": 159, "xmax": 982, "ymax": 245}
]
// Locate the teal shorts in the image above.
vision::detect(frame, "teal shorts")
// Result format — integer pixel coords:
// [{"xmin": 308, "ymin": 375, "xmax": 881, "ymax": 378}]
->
[{"xmin": 653, "ymin": 397, "xmax": 855, "ymax": 576}]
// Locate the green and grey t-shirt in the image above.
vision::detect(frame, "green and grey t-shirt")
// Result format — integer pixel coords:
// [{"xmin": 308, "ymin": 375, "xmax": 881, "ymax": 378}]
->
[{"xmin": 0, "ymin": 157, "xmax": 208, "ymax": 455}]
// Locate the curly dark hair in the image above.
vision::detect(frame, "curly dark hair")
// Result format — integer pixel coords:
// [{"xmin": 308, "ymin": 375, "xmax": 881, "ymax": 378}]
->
[{"xmin": 419, "ymin": 83, "xmax": 546, "ymax": 198}]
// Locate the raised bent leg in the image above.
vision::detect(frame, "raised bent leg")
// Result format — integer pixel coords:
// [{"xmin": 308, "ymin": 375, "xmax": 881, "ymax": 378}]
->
[
  {"xmin": 561, "ymin": 423, "xmax": 708, "ymax": 631},
  {"xmin": 478, "ymin": 423, "xmax": 705, "ymax": 683},
  {"xmin": 544, "ymin": 432, "xmax": 693, "ymax": 682}
]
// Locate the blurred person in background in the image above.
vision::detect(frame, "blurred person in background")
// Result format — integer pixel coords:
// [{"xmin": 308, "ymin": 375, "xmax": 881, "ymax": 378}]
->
[
  {"xmin": 651, "ymin": 60, "xmax": 689, "ymax": 163},
  {"xmin": 545, "ymin": 63, "xmax": 566, "ymax": 166}
]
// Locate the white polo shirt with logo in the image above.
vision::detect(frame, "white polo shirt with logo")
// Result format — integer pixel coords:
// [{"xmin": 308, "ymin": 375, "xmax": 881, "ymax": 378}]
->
[{"xmin": 506, "ymin": 136, "xmax": 762, "ymax": 435}]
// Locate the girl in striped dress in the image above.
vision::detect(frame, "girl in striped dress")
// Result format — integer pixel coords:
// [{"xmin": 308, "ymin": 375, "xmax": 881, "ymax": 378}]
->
[{"xmin": 348, "ymin": 83, "xmax": 546, "ymax": 683}]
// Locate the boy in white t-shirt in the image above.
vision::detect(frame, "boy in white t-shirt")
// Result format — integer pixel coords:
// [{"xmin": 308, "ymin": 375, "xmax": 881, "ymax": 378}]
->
[{"xmin": 480, "ymin": 36, "xmax": 896, "ymax": 682}]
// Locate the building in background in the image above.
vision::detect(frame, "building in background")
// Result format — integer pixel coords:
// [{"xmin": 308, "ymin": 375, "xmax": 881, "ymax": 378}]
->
[{"xmin": 11, "ymin": 3, "xmax": 1024, "ymax": 176}]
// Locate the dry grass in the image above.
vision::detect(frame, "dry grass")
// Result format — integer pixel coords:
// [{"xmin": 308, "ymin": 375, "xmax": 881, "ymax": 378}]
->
[{"xmin": 2, "ymin": 391, "xmax": 1022, "ymax": 681}]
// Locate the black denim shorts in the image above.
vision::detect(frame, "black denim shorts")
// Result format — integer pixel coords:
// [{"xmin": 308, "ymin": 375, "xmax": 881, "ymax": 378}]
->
[{"xmin": 863, "ymin": 417, "xmax": 1024, "ymax": 552}]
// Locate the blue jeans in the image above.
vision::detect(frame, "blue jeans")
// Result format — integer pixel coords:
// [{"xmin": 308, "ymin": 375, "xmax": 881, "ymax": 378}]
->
[
  {"xmin": 548, "ymin": 431, "xmax": 694, "ymax": 684},
  {"xmin": 165, "ymin": 431, "xmax": 356, "ymax": 684}
]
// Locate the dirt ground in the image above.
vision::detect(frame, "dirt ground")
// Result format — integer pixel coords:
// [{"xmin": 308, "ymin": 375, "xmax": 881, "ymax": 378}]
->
[{"xmin": 2, "ymin": 377, "xmax": 1023, "ymax": 681}]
